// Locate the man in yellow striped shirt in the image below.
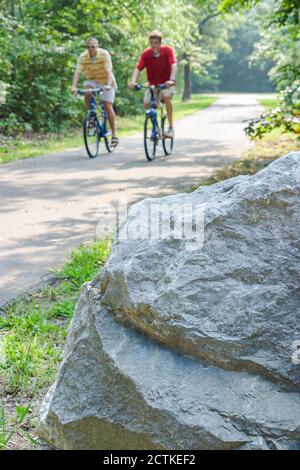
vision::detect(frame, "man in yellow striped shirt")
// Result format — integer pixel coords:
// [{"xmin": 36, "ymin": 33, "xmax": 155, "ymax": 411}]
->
[{"xmin": 71, "ymin": 37, "xmax": 118, "ymax": 147}]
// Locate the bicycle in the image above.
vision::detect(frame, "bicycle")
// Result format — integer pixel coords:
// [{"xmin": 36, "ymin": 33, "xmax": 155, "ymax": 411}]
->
[
  {"xmin": 77, "ymin": 88, "xmax": 114, "ymax": 158},
  {"xmin": 135, "ymin": 84, "xmax": 174, "ymax": 161}
]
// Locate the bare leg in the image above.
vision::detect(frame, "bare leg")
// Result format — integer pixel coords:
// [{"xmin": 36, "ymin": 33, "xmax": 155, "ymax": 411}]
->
[
  {"xmin": 84, "ymin": 89, "xmax": 93, "ymax": 110},
  {"xmin": 104, "ymin": 102, "xmax": 116, "ymax": 137},
  {"xmin": 163, "ymin": 97, "xmax": 173, "ymax": 128}
]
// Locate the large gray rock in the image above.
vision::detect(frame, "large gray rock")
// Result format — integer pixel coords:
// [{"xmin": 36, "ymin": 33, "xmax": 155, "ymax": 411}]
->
[
  {"xmin": 38, "ymin": 282, "xmax": 300, "ymax": 450},
  {"xmin": 38, "ymin": 153, "xmax": 300, "ymax": 449},
  {"xmin": 99, "ymin": 152, "xmax": 300, "ymax": 390}
]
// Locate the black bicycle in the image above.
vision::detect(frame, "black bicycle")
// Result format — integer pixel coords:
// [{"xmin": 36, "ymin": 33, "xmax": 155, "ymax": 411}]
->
[
  {"xmin": 77, "ymin": 88, "xmax": 114, "ymax": 158},
  {"xmin": 135, "ymin": 84, "xmax": 174, "ymax": 161}
]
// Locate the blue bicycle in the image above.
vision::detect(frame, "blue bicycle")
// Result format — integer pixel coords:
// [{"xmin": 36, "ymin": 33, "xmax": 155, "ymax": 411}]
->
[
  {"xmin": 77, "ymin": 88, "xmax": 114, "ymax": 158},
  {"xmin": 135, "ymin": 84, "xmax": 174, "ymax": 161}
]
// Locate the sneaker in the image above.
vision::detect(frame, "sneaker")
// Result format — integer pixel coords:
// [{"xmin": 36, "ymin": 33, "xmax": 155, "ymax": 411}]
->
[
  {"xmin": 164, "ymin": 127, "xmax": 174, "ymax": 139},
  {"xmin": 111, "ymin": 136, "xmax": 119, "ymax": 148}
]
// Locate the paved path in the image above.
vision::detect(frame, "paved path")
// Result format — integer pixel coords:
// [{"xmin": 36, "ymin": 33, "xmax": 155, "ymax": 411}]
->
[{"xmin": 0, "ymin": 93, "xmax": 265, "ymax": 305}]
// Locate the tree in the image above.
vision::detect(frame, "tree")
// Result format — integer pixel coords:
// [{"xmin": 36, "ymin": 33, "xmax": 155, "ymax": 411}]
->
[
  {"xmin": 216, "ymin": 11, "xmax": 275, "ymax": 92},
  {"xmin": 180, "ymin": 0, "xmax": 233, "ymax": 101},
  {"xmin": 219, "ymin": 0, "xmax": 300, "ymax": 136},
  {"xmin": 0, "ymin": 0, "xmax": 232, "ymax": 128},
  {"xmin": 0, "ymin": 0, "xmax": 155, "ymax": 133}
]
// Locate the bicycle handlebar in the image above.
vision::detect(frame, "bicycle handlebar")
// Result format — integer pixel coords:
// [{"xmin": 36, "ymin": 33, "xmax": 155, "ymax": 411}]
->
[
  {"xmin": 77, "ymin": 88, "xmax": 104, "ymax": 95},
  {"xmin": 134, "ymin": 84, "xmax": 166, "ymax": 91}
]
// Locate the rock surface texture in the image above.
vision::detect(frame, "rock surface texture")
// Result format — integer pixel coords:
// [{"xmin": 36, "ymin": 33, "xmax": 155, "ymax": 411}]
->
[{"xmin": 38, "ymin": 153, "xmax": 300, "ymax": 450}]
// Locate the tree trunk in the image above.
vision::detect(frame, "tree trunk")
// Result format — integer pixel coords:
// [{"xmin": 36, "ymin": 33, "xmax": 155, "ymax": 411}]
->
[
  {"xmin": 10, "ymin": 1, "xmax": 18, "ymax": 83},
  {"xmin": 182, "ymin": 61, "xmax": 192, "ymax": 102}
]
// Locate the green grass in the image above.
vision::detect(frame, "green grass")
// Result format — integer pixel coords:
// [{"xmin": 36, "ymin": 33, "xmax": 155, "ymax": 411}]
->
[
  {"xmin": 0, "ymin": 238, "xmax": 112, "ymax": 449},
  {"xmin": 173, "ymin": 95, "xmax": 216, "ymax": 119},
  {"xmin": 259, "ymin": 97, "xmax": 279, "ymax": 111},
  {"xmin": 0, "ymin": 94, "xmax": 216, "ymax": 164},
  {"xmin": 0, "ymin": 403, "xmax": 33, "ymax": 450}
]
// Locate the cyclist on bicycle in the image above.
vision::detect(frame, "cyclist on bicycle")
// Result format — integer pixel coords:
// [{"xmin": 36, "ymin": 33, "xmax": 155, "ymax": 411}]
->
[
  {"xmin": 71, "ymin": 37, "xmax": 118, "ymax": 148},
  {"xmin": 128, "ymin": 31, "xmax": 177, "ymax": 138}
]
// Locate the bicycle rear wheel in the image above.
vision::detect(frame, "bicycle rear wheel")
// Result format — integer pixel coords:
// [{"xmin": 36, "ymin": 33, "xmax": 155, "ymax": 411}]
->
[
  {"xmin": 83, "ymin": 112, "xmax": 100, "ymax": 158},
  {"xmin": 144, "ymin": 114, "xmax": 157, "ymax": 161},
  {"xmin": 162, "ymin": 116, "xmax": 174, "ymax": 155}
]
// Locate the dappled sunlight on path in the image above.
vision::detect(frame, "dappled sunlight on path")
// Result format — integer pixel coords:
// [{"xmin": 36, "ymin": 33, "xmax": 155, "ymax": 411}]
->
[{"xmin": 0, "ymin": 93, "xmax": 264, "ymax": 305}]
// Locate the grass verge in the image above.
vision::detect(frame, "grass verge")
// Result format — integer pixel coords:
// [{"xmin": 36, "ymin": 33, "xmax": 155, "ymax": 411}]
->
[
  {"xmin": 0, "ymin": 95, "xmax": 216, "ymax": 164},
  {"xmin": 258, "ymin": 97, "xmax": 279, "ymax": 111},
  {"xmin": 189, "ymin": 130, "xmax": 300, "ymax": 191},
  {"xmin": 189, "ymin": 98, "xmax": 299, "ymax": 191},
  {"xmin": 0, "ymin": 238, "xmax": 112, "ymax": 449}
]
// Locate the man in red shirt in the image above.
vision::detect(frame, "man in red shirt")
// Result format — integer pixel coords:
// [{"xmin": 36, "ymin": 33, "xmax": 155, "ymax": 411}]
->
[{"xmin": 129, "ymin": 31, "xmax": 178, "ymax": 138}]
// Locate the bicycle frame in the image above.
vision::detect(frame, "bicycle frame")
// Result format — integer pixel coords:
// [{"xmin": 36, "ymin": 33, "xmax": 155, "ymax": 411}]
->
[
  {"xmin": 134, "ymin": 83, "xmax": 173, "ymax": 160},
  {"xmin": 78, "ymin": 89, "xmax": 110, "ymax": 138},
  {"xmin": 145, "ymin": 85, "xmax": 166, "ymax": 135}
]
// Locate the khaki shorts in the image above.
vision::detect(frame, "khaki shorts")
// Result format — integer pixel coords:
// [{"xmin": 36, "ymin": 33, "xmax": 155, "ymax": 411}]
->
[
  {"xmin": 84, "ymin": 80, "xmax": 116, "ymax": 104},
  {"xmin": 144, "ymin": 86, "xmax": 176, "ymax": 105}
]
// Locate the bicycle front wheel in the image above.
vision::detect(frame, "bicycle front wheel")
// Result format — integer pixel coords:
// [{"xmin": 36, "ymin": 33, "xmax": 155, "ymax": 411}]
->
[
  {"xmin": 162, "ymin": 116, "xmax": 174, "ymax": 156},
  {"xmin": 83, "ymin": 112, "xmax": 100, "ymax": 159},
  {"xmin": 103, "ymin": 116, "xmax": 115, "ymax": 154},
  {"xmin": 144, "ymin": 114, "xmax": 157, "ymax": 161}
]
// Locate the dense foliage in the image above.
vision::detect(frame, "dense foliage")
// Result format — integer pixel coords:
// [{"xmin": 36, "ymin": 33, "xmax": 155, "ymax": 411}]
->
[
  {"xmin": 0, "ymin": 0, "xmax": 152, "ymax": 133},
  {"xmin": 1, "ymin": 0, "xmax": 234, "ymax": 134},
  {"xmin": 0, "ymin": 0, "xmax": 298, "ymax": 135},
  {"xmin": 220, "ymin": 0, "xmax": 300, "ymax": 136},
  {"xmin": 216, "ymin": 14, "xmax": 275, "ymax": 92}
]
